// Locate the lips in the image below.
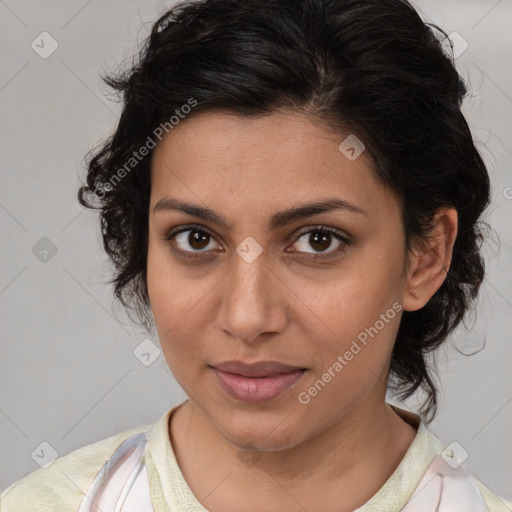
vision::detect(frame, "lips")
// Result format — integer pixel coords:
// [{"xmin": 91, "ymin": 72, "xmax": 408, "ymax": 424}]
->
[
  {"xmin": 211, "ymin": 360, "xmax": 306, "ymax": 378},
  {"xmin": 209, "ymin": 360, "xmax": 307, "ymax": 402}
]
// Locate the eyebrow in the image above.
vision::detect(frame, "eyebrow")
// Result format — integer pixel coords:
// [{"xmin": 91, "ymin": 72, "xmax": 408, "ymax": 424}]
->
[{"xmin": 153, "ymin": 196, "xmax": 368, "ymax": 230}]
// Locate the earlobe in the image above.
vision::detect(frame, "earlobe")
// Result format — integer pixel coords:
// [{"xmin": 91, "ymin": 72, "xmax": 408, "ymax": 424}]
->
[{"xmin": 402, "ymin": 208, "xmax": 458, "ymax": 312}]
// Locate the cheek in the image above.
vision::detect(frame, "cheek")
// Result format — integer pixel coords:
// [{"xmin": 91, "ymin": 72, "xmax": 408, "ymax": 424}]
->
[
  {"xmin": 303, "ymin": 263, "xmax": 401, "ymax": 343},
  {"xmin": 147, "ymin": 248, "xmax": 185, "ymax": 349},
  {"xmin": 297, "ymin": 312, "xmax": 399, "ymax": 415},
  {"xmin": 146, "ymin": 247, "xmax": 214, "ymax": 373},
  {"xmin": 294, "ymin": 250, "xmax": 403, "ymax": 403},
  {"xmin": 147, "ymin": 241, "xmax": 193, "ymax": 324}
]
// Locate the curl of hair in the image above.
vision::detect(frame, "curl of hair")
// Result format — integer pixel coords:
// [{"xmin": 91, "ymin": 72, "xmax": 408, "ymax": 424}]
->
[{"xmin": 78, "ymin": 0, "xmax": 491, "ymax": 422}]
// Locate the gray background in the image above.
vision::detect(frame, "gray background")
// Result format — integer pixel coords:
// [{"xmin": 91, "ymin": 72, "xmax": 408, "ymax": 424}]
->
[{"xmin": 1, "ymin": 0, "xmax": 511, "ymax": 501}]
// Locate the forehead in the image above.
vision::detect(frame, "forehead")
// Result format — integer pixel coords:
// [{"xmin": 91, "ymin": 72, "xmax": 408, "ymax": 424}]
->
[
  {"xmin": 149, "ymin": 110, "xmax": 398, "ymax": 223},
  {"xmin": 153, "ymin": 110, "xmax": 351, "ymax": 168}
]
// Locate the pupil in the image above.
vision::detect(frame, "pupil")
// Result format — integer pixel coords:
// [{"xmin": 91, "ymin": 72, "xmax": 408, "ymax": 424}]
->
[
  {"xmin": 310, "ymin": 231, "xmax": 330, "ymax": 252},
  {"xmin": 189, "ymin": 230, "xmax": 209, "ymax": 250}
]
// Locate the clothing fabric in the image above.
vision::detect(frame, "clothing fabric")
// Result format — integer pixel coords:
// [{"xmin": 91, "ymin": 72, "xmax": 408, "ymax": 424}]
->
[{"xmin": 1, "ymin": 402, "xmax": 510, "ymax": 512}]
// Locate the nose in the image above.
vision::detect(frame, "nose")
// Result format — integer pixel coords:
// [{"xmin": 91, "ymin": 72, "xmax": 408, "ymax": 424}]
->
[{"xmin": 215, "ymin": 248, "xmax": 288, "ymax": 344}]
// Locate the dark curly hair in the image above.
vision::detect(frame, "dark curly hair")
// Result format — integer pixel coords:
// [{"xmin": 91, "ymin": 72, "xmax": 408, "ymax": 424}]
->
[{"xmin": 78, "ymin": 0, "xmax": 491, "ymax": 422}]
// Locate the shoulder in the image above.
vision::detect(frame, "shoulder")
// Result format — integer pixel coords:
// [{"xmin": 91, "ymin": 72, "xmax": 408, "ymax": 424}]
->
[
  {"xmin": 413, "ymin": 426, "xmax": 512, "ymax": 512},
  {"xmin": 473, "ymin": 479, "xmax": 512, "ymax": 512},
  {"xmin": 0, "ymin": 423, "xmax": 152, "ymax": 512}
]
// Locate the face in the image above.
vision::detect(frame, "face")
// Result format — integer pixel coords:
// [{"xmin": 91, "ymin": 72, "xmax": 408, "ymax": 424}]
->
[{"xmin": 147, "ymin": 110, "xmax": 411, "ymax": 451}]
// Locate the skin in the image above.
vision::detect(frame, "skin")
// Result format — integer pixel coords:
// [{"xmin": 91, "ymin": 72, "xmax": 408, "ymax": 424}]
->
[{"xmin": 146, "ymin": 110, "xmax": 458, "ymax": 512}]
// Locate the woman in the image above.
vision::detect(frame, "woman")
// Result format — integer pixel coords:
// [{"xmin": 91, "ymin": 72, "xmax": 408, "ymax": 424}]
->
[{"xmin": 1, "ymin": 0, "xmax": 510, "ymax": 510}]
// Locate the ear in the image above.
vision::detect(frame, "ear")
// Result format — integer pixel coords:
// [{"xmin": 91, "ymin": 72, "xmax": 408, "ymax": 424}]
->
[{"xmin": 402, "ymin": 207, "xmax": 458, "ymax": 312}]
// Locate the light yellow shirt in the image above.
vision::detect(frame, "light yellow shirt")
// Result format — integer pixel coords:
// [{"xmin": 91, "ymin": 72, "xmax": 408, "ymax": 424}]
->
[{"xmin": 1, "ymin": 403, "xmax": 510, "ymax": 511}]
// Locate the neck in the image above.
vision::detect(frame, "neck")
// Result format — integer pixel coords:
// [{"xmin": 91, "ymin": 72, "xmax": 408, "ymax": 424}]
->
[{"xmin": 170, "ymin": 395, "xmax": 418, "ymax": 512}]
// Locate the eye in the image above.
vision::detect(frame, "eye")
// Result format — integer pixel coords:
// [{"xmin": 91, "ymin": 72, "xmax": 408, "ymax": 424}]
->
[
  {"xmin": 288, "ymin": 226, "xmax": 352, "ymax": 261},
  {"xmin": 163, "ymin": 225, "xmax": 221, "ymax": 259},
  {"xmin": 163, "ymin": 224, "xmax": 352, "ymax": 261}
]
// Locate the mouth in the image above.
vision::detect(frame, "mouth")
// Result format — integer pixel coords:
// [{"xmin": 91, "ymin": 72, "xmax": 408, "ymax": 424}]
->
[
  {"xmin": 210, "ymin": 360, "xmax": 307, "ymax": 378},
  {"xmin": 209, "ymin": 361, "xmax": 307, "ymax": 403}
]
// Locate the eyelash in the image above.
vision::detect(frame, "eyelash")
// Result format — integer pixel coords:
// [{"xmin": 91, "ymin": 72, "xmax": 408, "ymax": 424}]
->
[{"xmin": 163, "ymin": 224, "xmax": 352, "ymax": 262}]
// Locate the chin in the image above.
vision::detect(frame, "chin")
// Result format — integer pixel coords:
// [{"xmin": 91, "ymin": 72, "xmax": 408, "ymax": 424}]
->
[{"xmin": 213, "ymin": 411, "xmax": 306, "ymax": 453}]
